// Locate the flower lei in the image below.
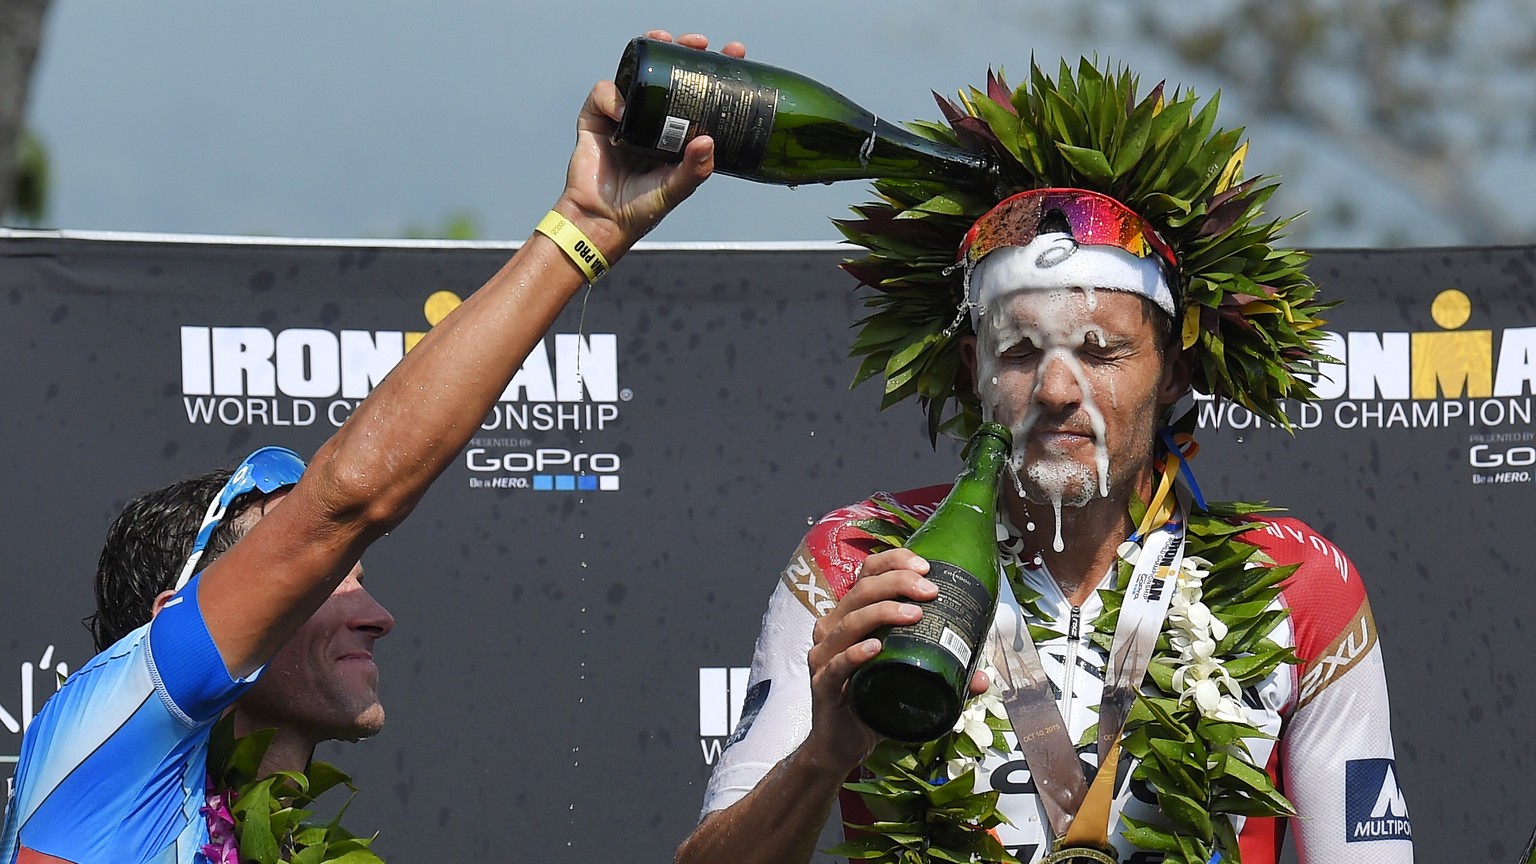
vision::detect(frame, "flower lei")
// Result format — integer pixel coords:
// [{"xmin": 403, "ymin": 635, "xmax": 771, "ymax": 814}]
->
[
  {"xmin": 835, "ymin": 497, "xmax": 1299, "ymax": 864},
  {"xmin": 201, "ymin": 715, "xmax": 386, "ymax": 864}
]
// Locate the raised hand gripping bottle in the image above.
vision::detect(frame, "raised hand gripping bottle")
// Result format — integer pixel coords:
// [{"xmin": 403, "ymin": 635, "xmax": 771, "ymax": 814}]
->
[
  {"xmin": 849, "ymin": 423, "xmax": 1012, "ymax": 742},
  {"xmin": 611, "ymin": 37, "xmax": 994, "ymax": 186}
]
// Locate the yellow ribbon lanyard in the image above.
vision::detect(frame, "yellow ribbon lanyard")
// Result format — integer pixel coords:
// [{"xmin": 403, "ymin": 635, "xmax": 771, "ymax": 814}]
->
[{"xmin": 1135, "ymin": 432, "xmax": 1198, "ymax": 542}]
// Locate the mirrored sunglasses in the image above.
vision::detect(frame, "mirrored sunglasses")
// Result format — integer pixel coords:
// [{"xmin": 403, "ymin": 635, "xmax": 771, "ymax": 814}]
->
[{"xmin": 959, "ymin": 187, "xmax": 1178, "ymax": 272}]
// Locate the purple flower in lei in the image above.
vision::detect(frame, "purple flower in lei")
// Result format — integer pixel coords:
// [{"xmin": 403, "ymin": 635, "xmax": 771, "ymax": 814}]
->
[{"xmin": 201, "ymin": 778, "xmax": 240, "ymax": 864}]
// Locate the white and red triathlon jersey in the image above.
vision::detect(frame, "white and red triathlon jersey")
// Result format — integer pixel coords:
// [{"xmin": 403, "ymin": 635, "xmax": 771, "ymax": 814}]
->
[{"xmin": 701, "ymin": 485, "xmax": 1414, "ymax": 864}]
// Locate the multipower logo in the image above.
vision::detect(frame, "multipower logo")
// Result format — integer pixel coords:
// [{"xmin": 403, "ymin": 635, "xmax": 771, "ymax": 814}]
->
[
  {"xmin": 1199, "ymin": 289, "xmax": 1536, "ymax": 432},
  {"xmin": 1345, "ymin": 758, "xmax": 1412, "ymax": 842}
]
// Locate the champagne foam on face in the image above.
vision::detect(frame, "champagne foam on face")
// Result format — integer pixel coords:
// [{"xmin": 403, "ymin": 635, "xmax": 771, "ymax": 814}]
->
[{"xmin": 973, "ymin": 287, "xmax": 1114, "ymax": 553}]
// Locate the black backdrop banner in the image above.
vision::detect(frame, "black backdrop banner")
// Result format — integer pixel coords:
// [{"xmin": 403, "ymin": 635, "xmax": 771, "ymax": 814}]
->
[{"xmin": 1, "ymin": 233, "xmax": 1532, "ymax": 863}]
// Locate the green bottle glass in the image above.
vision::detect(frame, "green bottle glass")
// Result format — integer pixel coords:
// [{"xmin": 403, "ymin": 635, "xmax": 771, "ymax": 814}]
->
[
  {"xmin": 611, "ymin": 37, "xmax": 995, "ymax": 186},
  {"xmin": 849, "ymin": 422, "xmax": 1012, "ymax": 742}
]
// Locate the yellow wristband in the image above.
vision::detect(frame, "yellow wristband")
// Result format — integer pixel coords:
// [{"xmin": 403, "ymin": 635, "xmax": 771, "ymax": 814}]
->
[{"xmin": 534, "ymin": 210, "xmax": 609, "ymax": 283}]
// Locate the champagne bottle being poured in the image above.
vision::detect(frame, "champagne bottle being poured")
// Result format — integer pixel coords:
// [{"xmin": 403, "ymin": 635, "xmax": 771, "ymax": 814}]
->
[{"xmin": 611, "ymin": 37, "xmax": 995, "ymax": 186}]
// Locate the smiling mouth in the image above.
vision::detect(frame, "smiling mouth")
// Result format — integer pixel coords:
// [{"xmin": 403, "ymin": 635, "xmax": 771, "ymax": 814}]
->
[{"xmin": 337, "ymin": 652, "xmax": 375, "ymax": 664}]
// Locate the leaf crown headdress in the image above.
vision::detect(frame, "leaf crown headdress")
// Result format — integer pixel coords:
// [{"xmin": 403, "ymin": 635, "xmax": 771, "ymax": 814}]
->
[{"xmin": 838, "ymin": 58, "xmax": 1332, "ymax": 444}]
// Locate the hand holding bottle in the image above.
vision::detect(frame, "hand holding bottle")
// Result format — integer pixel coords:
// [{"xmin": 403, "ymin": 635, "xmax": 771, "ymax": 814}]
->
[
  {"xmin": 848, "ymin": 423, "xmax": 1012, "ymax": 742},
  {"xmin": 801, "ymin": 548, "xmax": 990, "ymax": 772},
  {"xmin": 556, "ymin": 30, "xmax": 746, "ymax": 259}
]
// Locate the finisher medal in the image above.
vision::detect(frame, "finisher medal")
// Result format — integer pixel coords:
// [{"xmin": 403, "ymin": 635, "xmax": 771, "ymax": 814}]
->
[{"xmin": 1040, "ymin": 847, "xmax": 1118, "ymax": 864}]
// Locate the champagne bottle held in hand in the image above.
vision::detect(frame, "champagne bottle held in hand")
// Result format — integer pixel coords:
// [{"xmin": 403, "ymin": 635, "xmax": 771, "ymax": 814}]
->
[
  {"xmin": 611, "ymin": 37, "xmax": 995, "ymax": 186},
  {"xmin": 849, "ymin": 423, "xmax": 1012, "ymax": 742}
]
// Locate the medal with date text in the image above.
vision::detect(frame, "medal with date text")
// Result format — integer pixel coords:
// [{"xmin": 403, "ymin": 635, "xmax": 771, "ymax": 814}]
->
[
  {"xmin": 992, "ymin": 513, "xmax": 1186, "ymax": 864},
  {"xmin": 1040, "ymin": 846, "xmax": 1118, "ymax": 864}
]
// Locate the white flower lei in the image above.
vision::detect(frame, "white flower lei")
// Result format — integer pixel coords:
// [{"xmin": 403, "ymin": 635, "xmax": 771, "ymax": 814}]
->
[
  {"xmin": 1164, "ymin": 556, "xmax": 1248, "ymax": 725},
  {"xmin": 943, "ymin": 664, "xmax": 1011, "ymax": 792}
]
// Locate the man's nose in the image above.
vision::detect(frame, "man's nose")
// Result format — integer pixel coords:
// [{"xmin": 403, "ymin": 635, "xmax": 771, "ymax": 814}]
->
[
  {"xmin": 1033, "ymin": 350, "xmax": 1084, "ymax": 411},
  {"xmin": 346, "ymin": 584, "xmax": 395, "ymax": 639}
]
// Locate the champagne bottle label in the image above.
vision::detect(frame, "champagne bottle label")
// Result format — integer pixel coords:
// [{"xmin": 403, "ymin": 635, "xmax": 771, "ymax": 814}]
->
[
  {"xmin": 884, "ymin": 560, "xmax": 992, "ymax": 667},
  {"xmin": 656, "ymin": 68, "xmax": 778, "ymax": 171}
]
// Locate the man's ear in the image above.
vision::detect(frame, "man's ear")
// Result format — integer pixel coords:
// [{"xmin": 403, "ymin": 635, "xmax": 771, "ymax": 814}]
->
[
  {"xmin": 1159, "ymin": 348, "xmax": 1194, "ymax": 407},
  {"xmin": 150, "ymin": 589, "xmax": 178, "ymax": 619},
  {"xmin": 960, "ymin": 334, "xmax": 978, "ymax": 383}
]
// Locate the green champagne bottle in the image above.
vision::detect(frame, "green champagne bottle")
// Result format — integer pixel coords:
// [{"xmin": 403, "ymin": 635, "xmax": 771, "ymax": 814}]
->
[
  {"xmin": 611, "ymin": 37, "xmax": 995, "ymax": 186},
  {"xmin": 849, "ymin": 422, "xmax": 1012, "ymax": 742}
]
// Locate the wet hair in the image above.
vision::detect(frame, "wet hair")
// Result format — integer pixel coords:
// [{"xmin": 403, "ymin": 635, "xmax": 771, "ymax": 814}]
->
[
  {"xmin": 87, "ymin": 470, "xmax": 268, "ymax": 652},
  {"xmin": 1152, "ymin": 300, "xmax": 1180, "ymax": 361}
]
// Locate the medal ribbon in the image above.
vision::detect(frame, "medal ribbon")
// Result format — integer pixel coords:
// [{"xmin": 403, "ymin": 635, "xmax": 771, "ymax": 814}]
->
[{"xmin": 993, "ymin": 508, "xmax": 1186, "ymax": 848}]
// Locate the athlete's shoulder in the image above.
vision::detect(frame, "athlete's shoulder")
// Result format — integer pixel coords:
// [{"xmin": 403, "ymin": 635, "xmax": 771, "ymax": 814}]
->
[
  {"xmin": 795, "ymin": 485, "xmax": 950, "ymax": 602},
  {"xmin": 812, "ymin": 485, "xmax": 951, "ymax": 535},
  {"xmin": 1231, "ymin": 513, "xmax": 1376, "ymax": 667},
  {"xmin": 3, "ymin": 626, "xmax": 165, "ymax": 861},
  {"xmin": 1233, "ymin": 514, "xmax": 1360, "ymax": 587},
  {"xmin": 40, "ymin": 624, "xmax": 153, "ymax": 723}
]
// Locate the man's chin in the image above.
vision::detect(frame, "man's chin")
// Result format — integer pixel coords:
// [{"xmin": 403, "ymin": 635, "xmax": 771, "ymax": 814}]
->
[
  {"xmin": 334, "ymin": 704, "xmax": 386, "ymax": 742},
  {"xmin": 1017, "ymin": 461, "xmax": 1098, "ymax": 508},
  {"xmin": 1020, "ymin": 486, "xmax": 1095, "ymax": 510}
]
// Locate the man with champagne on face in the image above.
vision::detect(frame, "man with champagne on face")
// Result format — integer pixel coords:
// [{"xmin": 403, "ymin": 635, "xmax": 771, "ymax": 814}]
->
[{"xmin": 677, "ymin": 58, "xmax": 1413, "ymax": 864}]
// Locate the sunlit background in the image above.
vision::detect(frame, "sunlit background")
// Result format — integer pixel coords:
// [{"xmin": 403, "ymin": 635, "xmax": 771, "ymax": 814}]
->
[{"xmin": 5, "ymin": 0, "xmax": 1534, "ymax": 247}]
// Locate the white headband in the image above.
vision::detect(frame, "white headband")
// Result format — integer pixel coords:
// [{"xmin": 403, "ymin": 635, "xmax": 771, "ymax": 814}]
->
[{"xmin": 967, "ymin": 233, "xmax": 1176, "ymax": 326}]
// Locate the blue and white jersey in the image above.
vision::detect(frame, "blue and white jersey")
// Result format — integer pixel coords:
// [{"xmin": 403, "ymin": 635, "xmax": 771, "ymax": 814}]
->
[{"xmin": 0, "ymin": 575, "xmax": 258, "ymax": 864}]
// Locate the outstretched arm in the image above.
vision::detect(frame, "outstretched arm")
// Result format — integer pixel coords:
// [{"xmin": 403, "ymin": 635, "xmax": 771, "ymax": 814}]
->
[{"xmin": 197, "ymin": 31, "xmax": 747, "ymax": 678}]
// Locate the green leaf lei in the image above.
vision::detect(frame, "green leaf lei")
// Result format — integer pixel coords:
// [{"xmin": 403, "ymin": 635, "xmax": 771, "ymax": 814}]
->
[
  {"xmin": 830, "ymin": 497, "xmax": 1300, "ymax": 864},
  {"xmin": 205, "ymin": 716, "xmax": 386, "ymax": 864}
]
